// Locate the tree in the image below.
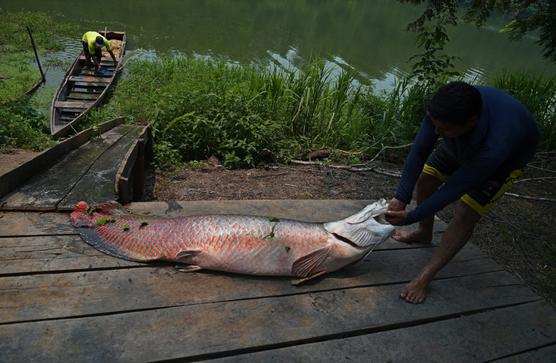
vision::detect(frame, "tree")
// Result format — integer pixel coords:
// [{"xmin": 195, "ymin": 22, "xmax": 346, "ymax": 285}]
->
[{"xmin": 400, "ymin": 0, "xmax": 556, "ymax": 83}]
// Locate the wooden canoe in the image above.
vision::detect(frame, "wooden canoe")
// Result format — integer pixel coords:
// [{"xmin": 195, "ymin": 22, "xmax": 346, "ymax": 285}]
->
[{"xmin": 50, "ymin": 31, "xmax": 126, "ymax": 138}]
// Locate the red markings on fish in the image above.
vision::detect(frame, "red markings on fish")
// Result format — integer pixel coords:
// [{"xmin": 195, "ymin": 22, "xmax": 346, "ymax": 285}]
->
[{"xmin": 71, "ymin": 200, "xmax": 395, "ymax": 282}]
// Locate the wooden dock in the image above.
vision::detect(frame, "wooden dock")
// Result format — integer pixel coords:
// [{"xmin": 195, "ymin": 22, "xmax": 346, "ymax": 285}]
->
[
  {"xmin": 0, "ymin": 118, "xmax": 151, "ymax": 212},
  {"xmin": 0, "ymin": 200, "xmax": 554, "ymax": 362}
]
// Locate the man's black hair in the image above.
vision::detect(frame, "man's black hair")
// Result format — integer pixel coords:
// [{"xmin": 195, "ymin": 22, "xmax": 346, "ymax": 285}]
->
[
  {"xmin": 95, "ymin": 36, "xmax": 104, "ymax": 46},
  {"xmin": 427, "ymin": 81, "xmax": 482, "ymax": 124}
]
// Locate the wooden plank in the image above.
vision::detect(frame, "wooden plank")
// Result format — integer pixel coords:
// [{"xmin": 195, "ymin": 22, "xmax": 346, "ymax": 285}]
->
[
  {"xmin": 0, "ymin": 118, "xmax": 123, "ymax": 199},
  {"xmin": 68, "ymin": 76, "xmax": 111, "ymax": 84},
  {"xmin": 207, "ymin": 301, "xmax": 556, "ymax": 363},
  {"xmin": 70, "ymin": 87, "xmax": 103, "ymax": 94},
  {"xmin": 503, "ymin": 344, "xmax": 556, "ymax": 362},
  {"xmin": 0, "ymin": 125, "xmax": 132, "ymax": 211},
  {"xmin": 71, "ymin": 81, "xmax": 108, "ymax": 88},
  {"xmin": 0, "ymin": 272, "xmax": 539, "ymax": 363},
  {"xmin": 67, "ymin": 92, "xmax": 99, "ymax": 100},
  {"xmin": 0, "ymin": 235, "xmax": 139, "ymax": 275},
  {"xmin": 79, "ymin": 56, "xmax": 118, "ymax": 65},
  {"xmin": 0, "ymin": 212, "xmax": 73, "ymax": 236},
  {"xmin": 80, "ymin": 70, "xmax": 114, "ymax": 77},
  {"xmin": 115, "ymin": 125, "xmax": 150, "ymax": 203},
  {"xmin": 54, "ymin": 100, "xmax": 95, "ymax": 109},
  {"xmin": 0, "ymin": 246, "xmax": 499, "ymax": 322},
  {"xmin": 57, "ymin": 126, "xmax": 145, "ymax": 210}
]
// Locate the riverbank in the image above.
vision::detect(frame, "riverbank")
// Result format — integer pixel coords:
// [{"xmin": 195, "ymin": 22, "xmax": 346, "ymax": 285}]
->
[
  {"xmin": 0, "ymin": 10, "xmax": 77, "ymax": 151},
  {"xmin": 1, "ymin": 10, "xmax": 554, "ymax": 307}
]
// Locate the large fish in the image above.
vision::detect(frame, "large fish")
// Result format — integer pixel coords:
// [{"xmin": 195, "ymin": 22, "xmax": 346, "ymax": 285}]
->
[{"xmin": 71, "ymin": 200, "xmax": 395, "ymax": 283}]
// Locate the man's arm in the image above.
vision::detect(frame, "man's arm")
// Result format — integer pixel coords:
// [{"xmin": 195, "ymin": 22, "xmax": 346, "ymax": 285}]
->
[
  {"xmin": 394, "ymin": 116, "xmax": 438, "ymax": 205},
  {"xmin": 108, "ymin": 50, "xmax": 117, "ymax": 65}
]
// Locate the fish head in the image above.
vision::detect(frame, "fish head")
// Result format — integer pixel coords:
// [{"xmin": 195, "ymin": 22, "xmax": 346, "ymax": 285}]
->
[{"xmin": 324, "ymin": 199, "xmax": 395, "ymax": 250}]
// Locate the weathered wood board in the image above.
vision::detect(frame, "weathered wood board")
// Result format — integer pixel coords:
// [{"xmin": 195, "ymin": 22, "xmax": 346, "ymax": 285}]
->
[
  {"xmin": 0, "ymin": 200, "xmax": 553, "ymax": 363},
  {"xmin": 207, "ymin": 301, "xmax": 556, "ymax": 363},
  {"xmin": 0, "ymin": 125, "xmax": 133, "ymax": 211},
  {"xmin": 0, "ymin": 246, "xmax": 500, "ymax": 323},
  {"xmin": 57, "ymin": 126, "xmax": 144, "ymax": 210},
  {"xmin": 0, "ymin": 272, "xmax": 541, "ymax": 362},
  {"xmin": 0, "ymin": 235, "xmax": 139, "ymax": 275}
]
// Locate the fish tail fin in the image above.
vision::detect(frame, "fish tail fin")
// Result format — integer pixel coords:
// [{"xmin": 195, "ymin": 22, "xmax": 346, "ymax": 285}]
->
[
  {"xmin": 71, "ymin": 201, "xmax": 147, "ymax": 263},
  {"xmin": 70, "ymin": 200, "xmax": 125, "ymax": 228},
  {"xmin": 324, "ymin": 199, "xmax": 395, "ymax": 248}
]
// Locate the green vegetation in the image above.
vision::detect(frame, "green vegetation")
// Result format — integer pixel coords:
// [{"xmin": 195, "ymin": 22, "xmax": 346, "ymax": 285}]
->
[
  {"xmin": 0, "ymin": 10, "xmax": 78, "ymax": 151},
  {"xmin": 494, "ymin": 72, "xmax": 556, "ymax": 150},
  {"xmin": 92, "ymin": 55, "xmax": 556, "ymax": 169},
  {"xmin": 0, "ymin": 10, "xmax": 78, "ymax": 101},
  {"xmin": 92, "ymin": 56, "xmax": 431, "ymax": 168},
  {"xmin": 0, "ymin": 98, "xmax": 54, "ymax": 152},
  {"xmin": 1, "ymin": 10, "xmax": 555, "ymax": 169}
]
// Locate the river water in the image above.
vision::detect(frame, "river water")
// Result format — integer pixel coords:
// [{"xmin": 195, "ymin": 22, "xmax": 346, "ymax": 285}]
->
[{"xmin": 3, "ymin": 0, "xmax": 556, "ymax": 93}]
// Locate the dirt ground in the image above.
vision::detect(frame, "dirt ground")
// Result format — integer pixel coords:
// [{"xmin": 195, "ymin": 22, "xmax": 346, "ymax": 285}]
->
[
  {"xmin": 0, "ymin": 149, "xmax": 39, "ymax": 175},
  {"xmin": 151, "ymin": 158, "xmax": 556, "ymax": 305}
]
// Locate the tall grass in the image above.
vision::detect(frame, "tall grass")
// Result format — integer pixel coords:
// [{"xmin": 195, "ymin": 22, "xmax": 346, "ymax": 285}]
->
[
  {"xmin": 494, "ymin": 72, "xmax": 556, "ymax": 151},
  {"xmin": 94, "ymin": 56, "xmax": 429, "ymax": 168},
  {"xmin": 0, "ymin": 11, "xmax": 77, "ymax": 151},
  {"xmin": 94, "ymin": 55, "xmax": 556, "ymax": 169},
  {"xmin": 0, "ymin": 10, "xmax": 78, "ymax": 102}
]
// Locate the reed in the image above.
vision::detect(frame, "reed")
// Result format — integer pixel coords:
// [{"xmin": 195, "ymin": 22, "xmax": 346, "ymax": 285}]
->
[
  {"xmin": 493, "ymin": 72, "xmax": 556, "ymax": 151},
  {"xmin": 93, "ymin": 55, "xmax": 555, "ymax": 169}
]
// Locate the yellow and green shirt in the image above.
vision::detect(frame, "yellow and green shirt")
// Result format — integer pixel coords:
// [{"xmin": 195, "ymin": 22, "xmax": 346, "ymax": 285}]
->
[{"xmin": 82, "ymin": 31, "xmax": 112, "ymax": 54}]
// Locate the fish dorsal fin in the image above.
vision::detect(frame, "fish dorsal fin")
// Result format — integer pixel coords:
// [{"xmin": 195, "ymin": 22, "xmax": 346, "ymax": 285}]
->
[{"xmin": 291, "ymin": 247, "xmax": 330, "ymax": 278}]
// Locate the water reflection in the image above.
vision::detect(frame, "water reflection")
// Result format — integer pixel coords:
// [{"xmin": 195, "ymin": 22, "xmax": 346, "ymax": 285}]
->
[{"xmin": 6, "ymin": 0, "xmax": 555, "ymax": 95}]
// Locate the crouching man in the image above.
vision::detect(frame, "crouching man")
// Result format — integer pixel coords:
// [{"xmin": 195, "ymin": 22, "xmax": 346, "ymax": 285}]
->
[{"xmin": 385, "ymin": 81, "xmax": 538, "ymax": 304}]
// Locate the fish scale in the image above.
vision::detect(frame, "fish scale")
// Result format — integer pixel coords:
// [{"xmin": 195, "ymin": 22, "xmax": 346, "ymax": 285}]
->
[{"xmin": 71, "ymin": 200, "xmax": 395, "ymax": 280}]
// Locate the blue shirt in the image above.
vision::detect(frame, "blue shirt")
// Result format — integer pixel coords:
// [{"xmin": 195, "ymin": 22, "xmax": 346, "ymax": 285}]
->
[{"xmin": 395, "ymin": 86, "xmax": 539, "ymax": 225}]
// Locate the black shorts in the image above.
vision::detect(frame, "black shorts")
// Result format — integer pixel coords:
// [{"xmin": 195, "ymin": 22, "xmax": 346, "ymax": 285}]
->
[
  {"xmin": 423, "ymin": 142, "xmax": 522, "ymax": 216},
  {"xmin": 82, "ymin": 41, "xmax": 101, "ymax": 63}
]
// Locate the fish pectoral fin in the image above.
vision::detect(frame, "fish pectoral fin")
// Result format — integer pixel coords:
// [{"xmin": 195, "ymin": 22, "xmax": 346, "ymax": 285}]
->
[
  {"xmin": 292, "ymin": 247, "xmax": 330, "ymax": 278},
  {"xmin": 291, "ymin": 271, "xmax": 328, "ymax": 286},
  {"xmin": 174, "ymin": 264, "xmax": 202, "ymax": 273},
  {"xmin": 175, "ymin": 249, "xmax": 203, "ymax": 260}
]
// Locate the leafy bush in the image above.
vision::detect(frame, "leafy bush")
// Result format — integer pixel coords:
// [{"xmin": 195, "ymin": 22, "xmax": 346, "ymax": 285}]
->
[
  {"xmin": 0, "ymin": 99, "xmax": 53, "ymax": 150},
  {"xmin": 90, "ymin": 55, "xmax": 556, "ymax": 170},
  {"xmin": 494, "ymin": 72, "xmax": 556, "ymax": 151}
]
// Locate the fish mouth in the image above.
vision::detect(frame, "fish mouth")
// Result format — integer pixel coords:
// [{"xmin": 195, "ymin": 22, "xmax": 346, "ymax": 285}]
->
[{"xmin": 373, "ymin": 214, "xmax": 390, "ymax": 225}]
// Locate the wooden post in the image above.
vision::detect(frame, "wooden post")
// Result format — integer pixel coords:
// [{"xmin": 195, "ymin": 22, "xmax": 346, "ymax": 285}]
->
[
  {"xmin": 26, "ymin": 26, "xmax": 46, "ymax": 84},
  {"xmin": 133, "ymin": 138, "xmax": 146, "ymax": 201}
]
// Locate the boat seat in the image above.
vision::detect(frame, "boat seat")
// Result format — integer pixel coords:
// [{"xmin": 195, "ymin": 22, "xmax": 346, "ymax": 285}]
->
[{"xmin": 54, "ymin": 100, "xmax": 95, "ymax": 109}]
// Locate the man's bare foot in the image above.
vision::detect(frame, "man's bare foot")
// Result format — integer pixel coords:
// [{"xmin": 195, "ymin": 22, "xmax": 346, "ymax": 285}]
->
[
  {"xmin": 400, "ymin": 278, "xmax": 429, "ymax": 304},
  {"xmin": 392, "ymin": 228, "xmax": 432, "ymax": 244}
]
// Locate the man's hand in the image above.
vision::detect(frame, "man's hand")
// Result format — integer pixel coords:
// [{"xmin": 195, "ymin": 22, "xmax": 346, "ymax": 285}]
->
[
  {"xmin": 385, "ymin": 210, "xmax": 408, "ymax": 226},
  {"xmin": 386, "ymin": 198, "xmax": 407, "ymax": 225},
  {"xmin": 387, "ymin": 198, "xmax": 406, "ymax": 212}
]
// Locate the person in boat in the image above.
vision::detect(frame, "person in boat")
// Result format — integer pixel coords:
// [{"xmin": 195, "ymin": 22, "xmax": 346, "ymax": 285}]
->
[
  {"xmin": 81, "ymin": 31, "xmax": 117, "ymax": 72},
  {"xmin": 385, "ymin": 81, "xmax": 538, "ymax": 304}
]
